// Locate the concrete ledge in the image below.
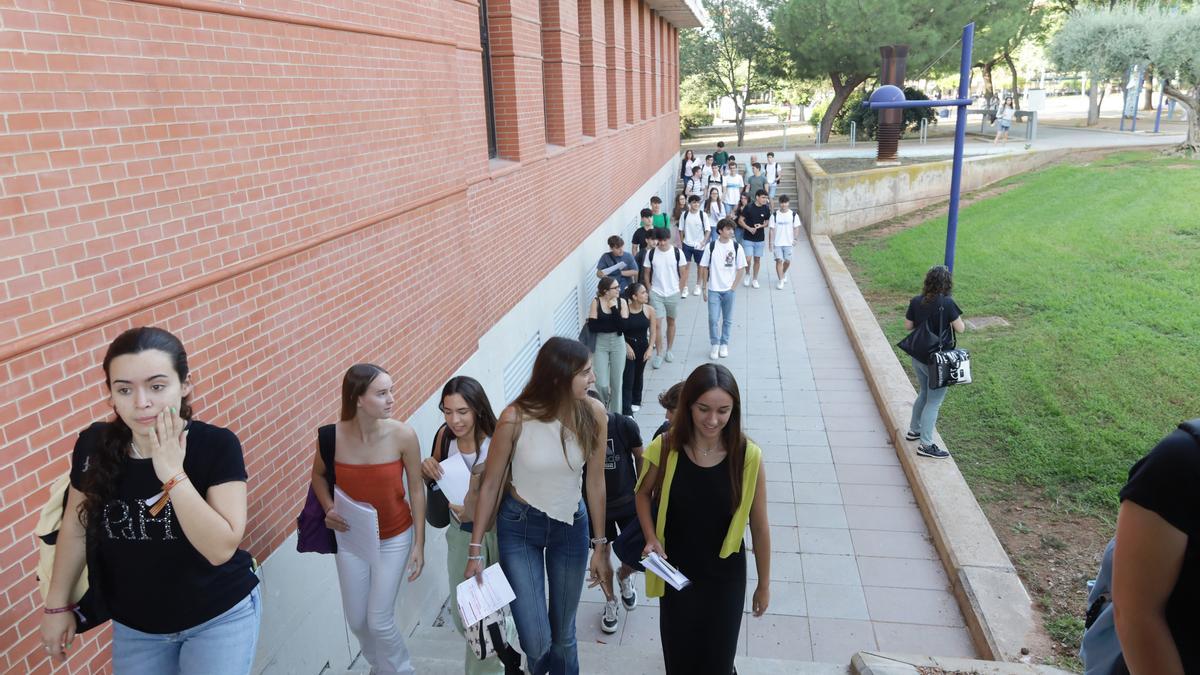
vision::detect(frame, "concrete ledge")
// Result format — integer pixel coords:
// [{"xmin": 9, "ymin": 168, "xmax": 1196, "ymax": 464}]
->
[
  {"xmin": 852, "ymin": 652, "xmax": 1076, "ymax": 675},
  {"xmin": 809, "ymin": 235, "xmax": 1045, "ymax": 662}
]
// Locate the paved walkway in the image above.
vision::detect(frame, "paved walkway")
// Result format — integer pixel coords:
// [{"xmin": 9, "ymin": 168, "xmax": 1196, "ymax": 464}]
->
[{"xmin": 403, "ymin": 233, "xmax": 976, "ymax": 671}]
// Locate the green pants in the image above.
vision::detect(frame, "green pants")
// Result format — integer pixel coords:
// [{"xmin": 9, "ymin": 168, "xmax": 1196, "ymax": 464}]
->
[
  {"xmin": 593, "ymin": 331, "xmax": 625, "ymax": 414},
  {"xmin": 446, "ymin": 524, "xmax": 515, "ymax": 674}
]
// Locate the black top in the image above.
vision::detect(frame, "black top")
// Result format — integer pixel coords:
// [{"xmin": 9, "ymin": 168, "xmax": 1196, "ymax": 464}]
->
[
  {"xmin": 740, "ymin": 203, "xmax": 771, "ymax": 242},
  {"xmin": 905, "ymin": 294, "xmax": 962, "ymax": 332},
  {"xmin": 630, "ymin": 227, "xmax": 654, "ymax": 253},
  {"xmin": 587, "ymin": 299, "xmax": 624, "ymax": 335},
  {"xmin": 624, "ymin": 305, "xmax": 651, "ymax": 344},
  {"xmin": 1118, "ymin": 427, "xmax": 1200, "ymax": 671},
  {"xmin": 70, "ymin": 421, "xmax": 258, "ymax": 634},
  {"xmin": 652, "ymin": 420, "xmax": 671, "ymax": 440},
  {"xmin": 663, "ymin": 450, "xmax": 744, "ymax": 581},
  {"xmin": 584, "ymin": 413, "xmax": 643, "ymax": 519}
]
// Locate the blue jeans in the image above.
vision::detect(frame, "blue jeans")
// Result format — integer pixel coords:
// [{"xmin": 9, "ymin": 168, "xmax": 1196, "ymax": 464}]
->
[
  {"xmin": 909, "ymin": 358, "xmax": 949, "ymax": 445},
  {"xmin": 112, "ymin": 586, "xmax": 261, "ymax": 675},
  {"xmin": 768, "ymin": 183, "xmax": 777, "ymax": 201},
  {"xmin": 707, "ymin": 289, "xmax": 735, "ymax": 346},
  {"xmin": 497, "ymin": 495, "xmax": 590, "ymax": 675}
]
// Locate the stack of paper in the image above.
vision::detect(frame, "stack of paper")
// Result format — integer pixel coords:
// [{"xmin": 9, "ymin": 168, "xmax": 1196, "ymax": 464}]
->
[
  {"xmin": 456, "ymin": 564, "xmax": 517, "ymax": 627},
  {"xmin": 641, "ymin": 552, "xmax": 691, "ymax": 591},
  {"xmin": 333, "ymin": 486, "xmax": 381, "ymax": 565}
]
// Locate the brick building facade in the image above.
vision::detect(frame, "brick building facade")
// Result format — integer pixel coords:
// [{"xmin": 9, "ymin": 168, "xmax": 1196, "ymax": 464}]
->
[{"xmin": 0, "ymin": 0, "xmax": 701, "ymax": 671}]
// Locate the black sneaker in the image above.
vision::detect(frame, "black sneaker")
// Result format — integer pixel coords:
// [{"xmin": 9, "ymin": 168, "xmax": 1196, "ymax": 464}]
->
[
  {"xmin": 619, "ymin": 575, "xmax": 638, "ymax": 611},
  {"xmin": 601, "ymin": 600, "xmax": 620, "ymax": 634},
  {"xmin": 917, "ymin": 443, "xmax": 950, "ymax": 458},
  {"xmin": 905, "ymin": 430, "xmax": 921, "ymax": 441}
]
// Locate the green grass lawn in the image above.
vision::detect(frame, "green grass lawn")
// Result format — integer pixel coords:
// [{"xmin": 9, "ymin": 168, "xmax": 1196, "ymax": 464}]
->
[{"xmin": 836, "ymin": 151, "xmax": 1200, "ymax": 517}]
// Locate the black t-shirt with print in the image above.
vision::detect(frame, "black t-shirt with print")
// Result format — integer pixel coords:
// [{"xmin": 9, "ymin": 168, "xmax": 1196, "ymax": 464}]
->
[
  {"xmin": 1118, "ymin": 427, "xmax": 1200, "ymax": 672},
  {"xmin": 741, "ymin": 203, "xmax": 771, "ymax": 242},
  {"xmin": 583, "ymin": 413, "xmax": 643, "ymax": 520},
  {"xmin": 70, "ymin": 420, "xmax": 258, "ymax": 634},
  {"xmin": 905, "ymin": 295, "xmax": 962, "ymax": 332}
]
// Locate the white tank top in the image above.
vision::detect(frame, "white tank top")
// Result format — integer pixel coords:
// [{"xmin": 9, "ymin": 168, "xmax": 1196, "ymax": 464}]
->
[
  {"xmin": 448, "ymin": 437, "xmax": 490, "ymax": 475},
  {"xmin": 510, "ymin": 416, "xmax": 585, "ymax": 524}
]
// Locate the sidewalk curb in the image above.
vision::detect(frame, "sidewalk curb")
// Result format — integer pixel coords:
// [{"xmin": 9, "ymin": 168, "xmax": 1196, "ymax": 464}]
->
[
  {"xmin": 851, "ymin": 651, "xmax": 1076, "ymax": 675},
  {"xmin": 809, "ymin": 235, "xmax": 1048, "ymax": 662}
]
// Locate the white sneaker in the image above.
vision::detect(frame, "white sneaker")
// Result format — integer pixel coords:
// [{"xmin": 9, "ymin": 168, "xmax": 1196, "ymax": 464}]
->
[
  {"xmin": 777, "ymin": 279, "xmax": 785, "ymax": 290},
  {"xmin": 783, "ymin": 274, "xmax": 789, "ymax": 284},
  {"xmin": 719, "ymin": 345, "xmax": 729, "ymax": 358},
  {"xmin": 619, "ymin": 576, "xmax": 638, "ymax": 610},
  {"xmin": 681, "ymin": 286, "xmax": 689, "ymax": 299},
  {"xmin": 665, "ymin": 351, "xmax": 675, "ymax": 363},
  {"xmin": 743, "ymin": 276, "xmax": 751, "ymax": 287},
  {"xmin": 751, "ymin": 279, "xmax": 760, "ymax": 288},
  {"xmin": 631, "ymin": 404, "xmax": 640, "ymax": 412},
  {"xmin": 693, "ymin": 284, "xmax": 701, "ymax": 295},
  {"xmin": 710, "ymin": 346, "xmax": 720, "ymax": 360},
  {"xmin": 601, "ymin": 599, "xmax": 619, "ymax": 634}
]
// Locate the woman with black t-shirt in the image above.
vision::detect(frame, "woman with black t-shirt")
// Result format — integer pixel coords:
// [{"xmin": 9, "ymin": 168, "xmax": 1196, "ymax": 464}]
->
[
  {"xmin": 903, "ymin": 265, "xmax": 966, "ymax": 459},
  {"xmin": 40, "ymin": 327, "xmax": 260, "ymax": 673},
  {"xmin": 621, "ymin": 282, "xmax": 658, "ymax": 416},
  {"xmin": 1112, "ymin": 421, "xmax": 1200, "ymax": 675}
]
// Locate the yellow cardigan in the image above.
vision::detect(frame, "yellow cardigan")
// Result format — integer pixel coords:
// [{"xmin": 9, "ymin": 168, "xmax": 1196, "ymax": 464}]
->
[{"xmin": 634, "ymin": 434, "xmax": 762, "ymax": 597}]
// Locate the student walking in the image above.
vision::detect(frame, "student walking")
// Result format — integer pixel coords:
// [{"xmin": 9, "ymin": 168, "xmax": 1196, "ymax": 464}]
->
[
  {"xmin": 730, "ymin": 192, "xmax": 750, "ymax": 245},
  {"xmin": 595, "ymin": 235, "xmax": 639, "ymax": 293},
  {"xmin": 679, "ymin": 149, "xmax": 697, "ymax": 180},
  {"xmin": 704, "ymin": 187, "xmax": 724, "ymax": 224},
  {"xmin": 677, "ymin": 195, "xmax": 711, "ymax": 298},
  {"xmin": 685, "ymin": 166, "xmax": 705, "ymax": 202},
  {"xmin": 738, "ymin": 189, "xmax": 772, "ymax": 288},
  {"xmin": 621, "ymin": 282, "xmax": 658, "ymax": 416},
  {"xmin": 650, "ymin": 196, "xmax": 670, "ymax": 231},
  {"xmin": 904, "ymin": 265, "xmax": 966, "ymax": 459},
  {"xmin": 466, "ymin": 337, "xmax": 613, "ymax": 675},
  {"xmin": 634, "ymin": 364, "xmax": 771, "ymax": 675},
  {"xmin": 764, "ymin": 152, "xmax": 780, "ymax": 202},
  {"xmin": 768, "ymin": 195, "xmax": 802, "ymax": 290},
  {"xmin": 644, "ymin": 229, "xmax": 689, "ymax": 368},
  {"xmin": 421, "ymin": 377, "xmax": 516, "ymax": 675},
  {"xmin": 630, "ymin": 209, "xmax": 655, "ymax": 258},
  {"xmin": 713, "ymin": 141, "xmax": 729, "ymax": 170},
  {"xmin": 701, "ymin": 155, "xmax": 717, "ymax": 191},
  {"xmin": 745, "ymin": 163, "xmax": 768, "ymax": 204},
  {"xmin": 40, "ymin": 327, "xmax": 262, "ymax": 674},
  {"xmin": 651, "ymin": 382, "xmax": 685, "ymax": 440},
  {"xmin": 588, "ymin": 277, "xmax": 629, "ymax": 413},
  {"xmin": 312, "ymin": 364, "xmax": 426, "ymax": 675},
  {"xmin": 721, "ymin": 161, "xmax": 744, "ymax": 217},
  {"xmin": 993, "ymin": 96, "xmax": 1015, "ymax": 144},
  {"xmin": 699, "ymin": 219, "xmax": 748, "ymax": 360},
  {"xmin": 670, "ymin": 193, "xmax": 688, "ymax": 237}
]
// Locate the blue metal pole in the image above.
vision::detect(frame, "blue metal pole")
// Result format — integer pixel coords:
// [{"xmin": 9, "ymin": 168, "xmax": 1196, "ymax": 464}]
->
[
  {"xmin": 944, "ymin": 23, "xmax": 974, "ymax": 273},
  {"xmin": 1131, "ymin": 66, "xmax": 1145, "ymax": 132},
  {"xmin": 1154, "ymin": 81, "xmax": 1166, "ymax": 133}
]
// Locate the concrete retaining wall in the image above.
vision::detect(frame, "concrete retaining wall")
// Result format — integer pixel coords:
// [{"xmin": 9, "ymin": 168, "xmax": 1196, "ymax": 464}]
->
[{"xmin": 795, "ymin": 149, "xmax": 1072, "ymax": 236}]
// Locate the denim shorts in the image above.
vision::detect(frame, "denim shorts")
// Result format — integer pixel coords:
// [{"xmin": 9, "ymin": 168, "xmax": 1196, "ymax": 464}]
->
[
  {"xmin": 743, "ymin": 239, "xmax": 766, "ymax": 258},
  {"xmin": 773, "ymin": 245, "xmax": 793, "ymax": 261}
]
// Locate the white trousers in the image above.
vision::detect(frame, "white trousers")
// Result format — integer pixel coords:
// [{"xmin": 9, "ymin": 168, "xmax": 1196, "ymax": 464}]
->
[{"xmin": 335, "ymin": 528, "xmax": 415, "ymax": 675}]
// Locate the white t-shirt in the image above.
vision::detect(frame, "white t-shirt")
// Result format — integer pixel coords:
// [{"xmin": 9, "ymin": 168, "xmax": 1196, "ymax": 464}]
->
[
  {"xmin": 764, "ymin": 161, "xmax": 780, "ymax": 184},
  {"xmin": 685, "ymin": 176, "xmax": 705, "ymax": 200},
  {"xmin": 678, "ymin": 209, "xmax": 710, "ymax": 248},
  {"xmin": 770, "ymin": 209, "xmax": 800, "ymax": 248},
  {"xmin": 722, "ymin": 174, "xmax": 744, "ymax": 204},
  {"xmin": 643, "ymin": 245, "xmax": 687, "ymax": 296},
  {"xmin": 701, "ymin": 164, "xmax": 716, "ymax": 185},
  {"xmin": 699, "ymin": 238, "xmax": 748, "ymax": 292},
  {"xmin": 448, "ymin": 437, "xmax": 491, "ymax": 475},
  {"xmin": 706, "ymin": 201, "xmax": 724, "ymax": 223},
  {"xmin": 684, "ymin": 158, "xmax": 698, "ymax": 176}
]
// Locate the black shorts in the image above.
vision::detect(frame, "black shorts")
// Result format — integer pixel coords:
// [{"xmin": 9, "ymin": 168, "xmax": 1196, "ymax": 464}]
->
[{"xmin": 605, "ymin": 511, "xmax": 639, "ymax": 541}]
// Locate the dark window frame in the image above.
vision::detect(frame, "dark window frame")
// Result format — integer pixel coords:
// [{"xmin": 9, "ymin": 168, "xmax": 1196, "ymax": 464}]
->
[{"xmin": 479, "ymin": 0, "xmax": 498, "ymax": 158}]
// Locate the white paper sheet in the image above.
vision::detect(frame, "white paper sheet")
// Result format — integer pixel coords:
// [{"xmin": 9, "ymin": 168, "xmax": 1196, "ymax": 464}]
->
[
  {"xmin": 599, "ymin": 260, "xmax": 627, "ymax": 275},
  {"xmin": 642, "ymin": 552, "xmax": 691, "ymax": 591},
  {"xmin": 436, "ymin": 455, "xmax": 473, "ymax": 506},
  {"xmin": 333, "ymin": 486, "xmax": 380, "ymax": 565},
  {"xmin": 456, "ymin": 564, "xmax": 517, "ymax": 627}
]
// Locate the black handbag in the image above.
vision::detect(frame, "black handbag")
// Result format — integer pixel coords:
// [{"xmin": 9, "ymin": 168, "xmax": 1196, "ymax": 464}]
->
[
  {"xmin": 897, "ymin": 300, "xmax": 953, "ymax": 365},
  {"xmin": 425, "ymin": 425, "xmax": 451, "ymax": 529}
]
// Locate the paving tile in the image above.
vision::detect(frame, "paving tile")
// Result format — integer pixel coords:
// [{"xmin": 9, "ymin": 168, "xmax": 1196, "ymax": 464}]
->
[
  {"xmin": 816, "ymin": 389, "xmax": 877, "ymax": 405},
  {"xmin": 784, "ymin": 415, "xmax": 826, "ymax": 431},
  {"xmin": 787, "ymin": 429, "xmax": 830, "ymax": 446},
  {"xmin": 792, "ymin": 483, "xmax": 842, "ymax": 505},
  {"xmin": 850, "ymin": 530, "xmax": 939, "ymax": 560},
  {"xmin": 856, "ymin": 556, "xmax": 951, "ymax": 591},
  {"xmin": 766, "ymin": 500, "xmax": 797, "ymax": 527},
  {"xmin": 834, "ymin": 464, "xmax": 910, "ymax": 486},
  {"xmin": 746, "ymin": 615, "xmax": 813, "ymax": 660},
  {"xmin": 804, "ymin": 583, "xmax": 869, "ymax": 620},
  {"xmin": 745, "ymin": 427, "xmax": 788, "ymax": 446},
  {"xmin": 753, "ymin": 580, "xmax": 807, "ymax": 617},
  {"xmin": 762, "ymin": 551, "xmax": 805, "ymax": 582},
  {"xmin": 768, "ymin": 525, "xmax": 801, "ymax": 553},
  {"xmin": 790, "ymin": 464, "xmax": 838, "ymax": 483},
  {"xmin": 830, "ymin": 446, "xmax": 900, "ymax": 466},
  {"xmin": 843, "ymin": 505, "xmax": 927, "ymax": 533},
  {"xmin": 789, "ymin": 445, "xmax": 833, "ymax": 464},
  {"xmin": 812, "ymin": 368, "xmax": 866, "ymax": 381},
  {"xmin": 765, "ymin": 481, "xmax": 793, "ymax": 503},
  {"xmin": 617, "ymin": 604, "xmax": 662, "ymax": 649},
  {"xmin": 801, "ymin": 553, "xmax": 862, "ymax": 586},
  {"xmin": 782, "ymin": 390, "xmax": 821, "ymax": 407},
  {"xmin": 822, "ymin": 415, "xmax": 886, "ymax": 432},
  {"xmin": 811, "ymin": 379, "xmax": 871, "ymax": 393},
  {"xmin": 863, "ymin": 587, "xmax": 965, "ymax": 627},
  {"xmin": 826, "ymin": 430, "xmax": 892, "ymax": 448},
  {"xmin": 797, "ymin": 527, "xmax": 854, "ymax": 555},
  {"xmin": 873, "ymin": 621, "xmax": 977, "ymax": 658},
  {"xmin": 819, "ymin": 401, "xmax": 884, "ymax": 418},
  {"xmin": 795, "ymin": 504, "xmax": 848, "ymax": 529},
  {"xmin": 762, "ymin": 460, "xmax": 792, "ymax": 481},
  {"xmin": 759, "ymin": 443, "xmax": 791, "ymax": 463},
  {"xmin": 839, "ymin": 484, "xmax": 917, "ymax": 508}
]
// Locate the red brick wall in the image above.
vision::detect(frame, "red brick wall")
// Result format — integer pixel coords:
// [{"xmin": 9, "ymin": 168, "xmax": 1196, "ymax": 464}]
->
[{"xmin": 0, "ymin": 0, "xmax": 682, "ymax": 671}]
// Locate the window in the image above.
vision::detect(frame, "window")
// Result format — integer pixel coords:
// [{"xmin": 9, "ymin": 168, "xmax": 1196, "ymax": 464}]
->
[{"xmin": 480, "ymin": 0, "xmax": 498, "ymax": 158}]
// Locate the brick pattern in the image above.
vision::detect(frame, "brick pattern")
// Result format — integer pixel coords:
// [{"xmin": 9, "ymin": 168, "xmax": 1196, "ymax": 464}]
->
[{"xmin": 0, "ymin": 0, "xmax": 682, "ymax": 671}]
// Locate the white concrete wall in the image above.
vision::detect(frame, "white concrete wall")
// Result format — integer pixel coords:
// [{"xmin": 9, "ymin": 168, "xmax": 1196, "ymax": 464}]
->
[{"xmin": 250, "ymin": 156, "xmax": 680, "ymax": 674}]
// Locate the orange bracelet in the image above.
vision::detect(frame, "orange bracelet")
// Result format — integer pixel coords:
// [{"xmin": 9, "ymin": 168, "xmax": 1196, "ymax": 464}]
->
[{"xmin": 162, "ymin": 472, "xmax": 189, "ymax": 494}]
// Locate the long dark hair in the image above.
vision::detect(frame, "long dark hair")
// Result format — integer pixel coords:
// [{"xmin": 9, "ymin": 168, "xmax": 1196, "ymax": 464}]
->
[
  {"xmin": 511, "ymin": 337, "xmax": 601, "ymax": 464},
  {"xmin": 436, "ymin": 376, "xmax": 497, "ymax": 466},
  {"xmin": 667, "ymin": 364, "xmax": 747, "ymax": 508},
  {"xmin": 81, "ymin": 327, "xmax": 194, "ymax": 534},
  {"xmin": 922, "ymin": 265, "xmax": 953, "ymax": 304},
  {"xmin": 340, "ymin": 363, "xmax": 388, "ymax": 421}
]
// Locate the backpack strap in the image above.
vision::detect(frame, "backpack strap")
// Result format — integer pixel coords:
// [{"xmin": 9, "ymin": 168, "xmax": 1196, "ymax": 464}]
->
[
  {"xmin": 318, "ymin": 424, "xmax": 336, "ymax": 488},
  {"xmin": 1178, "ymin": 419, "xmax": 1200, "ymax": 446}
]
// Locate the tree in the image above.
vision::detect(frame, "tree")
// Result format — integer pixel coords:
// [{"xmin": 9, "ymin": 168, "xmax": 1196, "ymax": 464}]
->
[
  {"xmin": 1050, "ymin": 4, "xmax": 1200, "ymax": 153},
  {"xmin": 680, "ymin": 0, "xmax": 783, "ymax": 146},
  {"xmin": 774, "ymin": 0, "xmax": 999, "ymax": 143},
  {"xmin": 972, "ymin": 0, "xmax": 1046, "ymax": 108}
]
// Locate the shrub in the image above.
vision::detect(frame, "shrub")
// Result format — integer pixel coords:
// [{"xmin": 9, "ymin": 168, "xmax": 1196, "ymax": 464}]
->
[
  {"xmin": 680, "ymin": 101, "xmax": 714, "ymax": 138},
  {"xmin": 832, "ymin": 86, "xmax": 937, "ymax": 140},
  {"xmin": 808, "ymin": 99, "xmax": 830, "ymax": 129}
]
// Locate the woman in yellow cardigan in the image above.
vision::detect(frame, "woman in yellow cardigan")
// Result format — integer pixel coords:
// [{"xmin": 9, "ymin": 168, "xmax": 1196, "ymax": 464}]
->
[{"xmin": 634, "ymin": 363, "xmax": 770, "ymax": 674}]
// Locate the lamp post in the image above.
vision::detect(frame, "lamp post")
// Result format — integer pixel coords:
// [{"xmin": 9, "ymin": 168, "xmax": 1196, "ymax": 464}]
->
[{"xmin": 867, "ymin": 23, "xmax": 975, "ymax": 272}]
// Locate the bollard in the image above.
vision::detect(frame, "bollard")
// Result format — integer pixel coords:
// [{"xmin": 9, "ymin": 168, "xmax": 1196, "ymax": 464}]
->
[
  {"xmin": 920, "ymin": 118, "xmax": 928, "ymax": 144},
  {"xmin": 849, "ymin": 121, "xmax": 856, "ymax": 147}
]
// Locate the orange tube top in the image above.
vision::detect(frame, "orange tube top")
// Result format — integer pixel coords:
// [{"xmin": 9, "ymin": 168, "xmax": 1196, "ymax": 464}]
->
[{"xmin": 334, "ymin": 461, "xmax": 413, "ymax": 539}]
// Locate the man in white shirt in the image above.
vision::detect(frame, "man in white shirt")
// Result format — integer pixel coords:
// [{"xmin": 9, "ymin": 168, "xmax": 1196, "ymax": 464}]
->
[
  {"xmin": 769, "ymin": 195, "xmax": 802, "ymax": 290},
  {"xmin": 643, "ymin": 228, "xmax": 689, "ymax": 368},
  {"xmin": 699, "ymin": 218, "xmax": 748, "ymax": 360},
  {"xmin": 721, "ymin": 161, "xmax": 744, "ymax": 216},
  {"xmin": 684, "ymin": 166, "xmax": 705, "ymax": 202},
  {"xmin": 701, "ymin": 154, "xmax": 717, "ymax": 191},
  {"xmin": 764, "ymin": 151, "xmax": 780, "ymax": 202},
  {"xmin": 677, "ymin": 195, "xmax": 710, "ymax": 298}
]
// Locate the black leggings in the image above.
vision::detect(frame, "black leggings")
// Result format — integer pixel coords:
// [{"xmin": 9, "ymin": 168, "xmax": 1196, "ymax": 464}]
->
[
  {"xmin": 659, "ymin": 552, "xmax": 746, "ymax": 674},
  {"xmin": 622, "ymin": 336, "xmax": 649, "ymax": 415}
]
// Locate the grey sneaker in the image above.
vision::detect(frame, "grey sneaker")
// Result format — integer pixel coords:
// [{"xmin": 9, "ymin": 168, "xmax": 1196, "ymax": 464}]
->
[
  {"xmin": 601, "ymin": 599, "xmax": 620, "ymax": 634},
  {"xmin": 916, "ymin": 443, "xmax": 950, "ymax": 459},
  {"xmin": 905, "ymin": 430, "xmax": 921, "ymax": 441},
  {"xmin": 619, "ymin": 575, "xmax": 638, "ymax": 610},
  {"xmin": 651, "ymin": 355, "xmax": 663, "ymax": 369},
  {"xmin": 665, "ymin": 351, "xmax": 675, "ymax": 363}
]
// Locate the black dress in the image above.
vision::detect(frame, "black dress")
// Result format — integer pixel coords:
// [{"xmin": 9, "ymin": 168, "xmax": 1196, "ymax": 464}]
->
[
  {"xmin": 621, "ymin": 305, "xmax": 651, "ymax": 415},
  {"xmin": 659, "ymin": 449, "xmax": 746, "ymax": 675}
]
